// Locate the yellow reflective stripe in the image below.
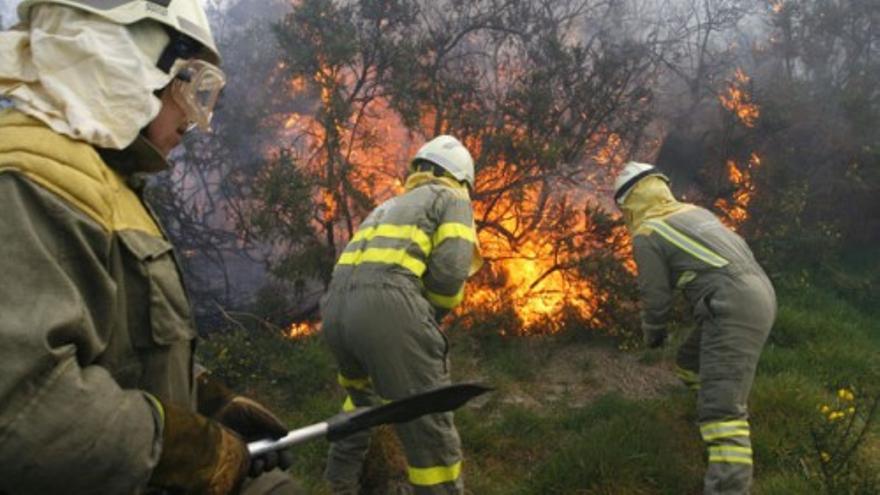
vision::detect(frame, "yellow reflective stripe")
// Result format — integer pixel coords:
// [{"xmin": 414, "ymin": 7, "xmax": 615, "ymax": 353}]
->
[
  {"xmin": 701, "ymin": 420, "xmax": 749, "ymax": 434},
  {"xmin": 433, "ymin": 222, "xmax": 476, "ymax": 246},
  {"xmin": 676, "ymin": 270, "xmax": 697, "ymax": 288},
  {"xmin": 708, "ymin": 456, "xmax": 753, "ymax": 465},
  {"xmin": 426, "ymin": 287, "xmax": 465, "ymax": 309},
  {"xmin": 703, "ymin": 429, "xmax": 751, "ymax": 441},
  {"xmin": 338, "ymin": 373, "xmax": 372, "ymax": 391},
  {"xmin": 644, "ymin": 220, "xmax": 729, "ymax": 268},
  {"xmin": 675, "ymin": 366, "xmax": 700, "ymax": 386},
  {"xmin": 144, "ymin": 392, "xmax": 165, "ymax": 425},
  {"xmin": 407, "ymin": 461, "xmax": 462, "ymax": 486},
  {"xmin": 708, "ymin": 446, "xmax": 753, "ymax": 465},
  {"xmin": 353, "ymin": 224, "xmax": 432, "ymax": 255},
  {"xmin": 338, "ymin": 248, "xmax": 427, "ymax": 276},
  {"xmin": 342, "ymin": 396, "xmax": 356, "ymax": 412},
  {"xmin": 701, "ymin": 420, "xmax": 751, "ymax": 441}
]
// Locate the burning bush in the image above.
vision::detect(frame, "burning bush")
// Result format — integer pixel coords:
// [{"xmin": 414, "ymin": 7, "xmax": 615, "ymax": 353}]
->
[{"xmin": 253, "ymin": 0, "xmax": 658, "ymax": 336}]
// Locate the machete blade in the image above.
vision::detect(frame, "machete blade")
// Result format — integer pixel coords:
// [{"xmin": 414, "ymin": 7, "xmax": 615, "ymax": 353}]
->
[{"xmin": 326, "ymin": 383, "xmax": 492, "ymax": 442}]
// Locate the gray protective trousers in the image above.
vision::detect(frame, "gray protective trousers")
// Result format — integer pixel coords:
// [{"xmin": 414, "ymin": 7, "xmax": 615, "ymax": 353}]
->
[
  {"xmin": 681, "ymin": 270, "xmax": 776, "ymax": 494},
  {"xmin": 321, "ymin": 284, "xmax": 462, "ymax": 495}
]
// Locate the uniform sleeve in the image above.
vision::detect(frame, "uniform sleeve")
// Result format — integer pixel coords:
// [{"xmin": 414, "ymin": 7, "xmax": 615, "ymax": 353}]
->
[
  {"xmin": 423, "ymin": 188, "xmax": 477, "ymax": 311},
  {"xmin": 633, "ymin": 233, "xmax": 673, "ymax": 335},
  {"xmin": 0, "ymin": 174, "xmax": 162, "ymax": 494}
]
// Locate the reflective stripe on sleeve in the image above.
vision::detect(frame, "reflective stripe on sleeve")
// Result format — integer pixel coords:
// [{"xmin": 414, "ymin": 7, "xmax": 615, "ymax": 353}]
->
[
  {"xmin": 700, "ymin": 420, "xmax": 751, "ymax": 441},
  {"xmin": 644, "ymin": 219, "xmax": 729, "ymax": 268},
  {"xmin": 426, "ymin": 287, "xmax": 465, "ymax": 309},
  {"xmin": 144, "ymin": 392, "xmax": 165, "ymax": 424},
  {"xmin": 338, "ymin": 248, "xmax": 427, "ymax": 276},
  {"xmin": 407, "ymin": 461, "xmax": 462, "ymax": 486},
  {"xmin": 433, "ymin": 222, "xmax": 476, "ymax": 246},
  {"xmin": 352, "ymin": 224, "xmax": 432, "ymax": 255},
  {"xmin": 708, "ymin": 445, "xmax": 753, "ymax": 465}
]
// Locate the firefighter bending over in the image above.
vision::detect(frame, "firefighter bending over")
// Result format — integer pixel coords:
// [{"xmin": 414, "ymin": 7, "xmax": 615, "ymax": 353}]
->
[
  {"xmin": 614, "ymin": 162, "xmax": 776, "ymax": 494},
  {"xmin": 0, "ymin": 1, "xmax": 298, "ymax": 493},
  {"xmin": 321, "ymin": 136, "xmax": 482, "ymax": 495}
]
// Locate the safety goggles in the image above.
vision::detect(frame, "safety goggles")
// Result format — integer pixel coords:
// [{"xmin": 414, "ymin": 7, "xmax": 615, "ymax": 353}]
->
[{"xmin": 169, "ymin": 59, "xmax": 226, "ymax": 132}]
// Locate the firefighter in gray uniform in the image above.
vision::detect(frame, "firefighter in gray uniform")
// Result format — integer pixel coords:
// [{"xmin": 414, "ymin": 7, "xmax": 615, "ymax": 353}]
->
[
  {"xmin": 321, "ymin": 135, "xmax": 482, "ymax": 495},
  {"xmin": 614, "ymin": 162, "xmax": 776, "ymax": 495},
  {"xmin": 0, "ymin": 1, "xmax": 298, "ymax": 493}
]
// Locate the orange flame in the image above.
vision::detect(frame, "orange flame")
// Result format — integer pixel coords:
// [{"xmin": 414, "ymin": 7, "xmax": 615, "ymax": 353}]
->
[
  {"xmin": 715, "ymin": 153, "xmax": 761, "ymax": 229},
  {"xmin": 271, "ymin": 61, "xmax": 634, "ymax": 334},
  {"xmin": 719, "ymin": 69, "xmax": 760, "ymax": 128},
  {"xmin": 286, "ymin": 321, "xmax": 320, "ymax": 339}
]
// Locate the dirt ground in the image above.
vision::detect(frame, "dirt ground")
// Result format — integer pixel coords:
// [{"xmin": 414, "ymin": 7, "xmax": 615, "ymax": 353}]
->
[{"xmin": 456, "ymin": 340, "xmax": 683, "ymax": 412}]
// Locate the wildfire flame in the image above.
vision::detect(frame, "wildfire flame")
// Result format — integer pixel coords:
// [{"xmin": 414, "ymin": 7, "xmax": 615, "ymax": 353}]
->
[
  {"xmin": 459, "ymin": 134, "xmax": 633, "ymax": 334},
  {"xmin": 719, "ymin": 69, "xmax": 760, "ymax": 128},
  {"xmin": 270, "ymin": 59, "xmax": 634, "ymax": 334},
  {"xmin": 286, "ymin": 321, "xmax": 320, "ymax": 339},
  {"xmin": 716, "ymin": 68, "xmax": 762, "ymax": 229},
  {"xmin": 715, "ymin": 153, "xmax": 762, "ymax": 229}
]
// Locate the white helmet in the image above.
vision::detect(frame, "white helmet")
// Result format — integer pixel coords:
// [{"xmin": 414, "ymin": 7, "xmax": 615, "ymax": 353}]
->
[
  {"xmin": 613, "ymin": 161, "xmax": 669, "ymax": 205},
  {"xmin": 17, "ymin": 0, "xmax": 220, "ymax": 65},
  {"xmin": 411, "ymin": 135, "xmax": 475, "ymax": 188}
]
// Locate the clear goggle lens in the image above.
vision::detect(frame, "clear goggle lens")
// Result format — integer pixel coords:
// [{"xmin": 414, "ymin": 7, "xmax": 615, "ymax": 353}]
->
[{"xmin": 170, "ymin": 59, "xmax": 226, "ymax": 132}]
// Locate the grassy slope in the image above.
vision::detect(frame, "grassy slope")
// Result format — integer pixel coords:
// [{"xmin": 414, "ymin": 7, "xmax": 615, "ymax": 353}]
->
[{"xmin": 199, "ymin": 280, "xmax": 880, "ymax": 494}]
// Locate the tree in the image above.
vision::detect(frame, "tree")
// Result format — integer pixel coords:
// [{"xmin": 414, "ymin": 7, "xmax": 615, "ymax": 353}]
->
[{"xmin": 260, "ymin": 0, "xmax": 664, "ymax": 333}]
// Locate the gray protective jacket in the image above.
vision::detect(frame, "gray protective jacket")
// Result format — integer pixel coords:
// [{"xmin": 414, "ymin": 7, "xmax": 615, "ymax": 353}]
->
[
  {"xmin": 623, "ymin": 176, "xmax": 775, "ymax": 337},
  {"xmin": 329, "ymin": 172, "xmax": 479, "ymax": 313},
  {"xmin": 0, "ymin": 110, "xmax": 195, "ymax": 494}
]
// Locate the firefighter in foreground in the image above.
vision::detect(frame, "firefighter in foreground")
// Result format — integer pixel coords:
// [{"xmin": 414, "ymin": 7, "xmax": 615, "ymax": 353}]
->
[
  {"xmin": 0, "ymin": 1, "xmax": 297, "ymax": 493},
  {"xmin": 614, "ymin": 161, "xmax": 776, "ymax": 494},
  {"xmin": 321, "ymin": 136, "xmax": 482, "ymax": 494}
]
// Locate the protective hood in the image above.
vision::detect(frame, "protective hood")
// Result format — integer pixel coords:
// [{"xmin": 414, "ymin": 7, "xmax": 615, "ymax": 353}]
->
[
  {"xmin": 0, "ymin": 4, "xmax": 172, "ymax": 149},
  {"xmin": 620, "ymin": 175, "xmax": 692, "ymax": 234},
  {"xmin": 404, "ymin": 170, "xmax": 469, "ymax": 195}
]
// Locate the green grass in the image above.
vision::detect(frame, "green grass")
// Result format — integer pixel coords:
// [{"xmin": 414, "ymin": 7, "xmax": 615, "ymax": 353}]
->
[{"xmin": 198, "ymin": 274, "xmax": 880, "ymax": 494}]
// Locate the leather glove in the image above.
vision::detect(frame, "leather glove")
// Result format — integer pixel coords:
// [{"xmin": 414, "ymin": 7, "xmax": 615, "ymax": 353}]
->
[
  {"xmin": 197, "ymin": 373, "xmax": 294, "ymax": 476},
  {"xmin": 644, "ymin": 327, "xmax": 668, "ymax": 349},
  {"xmin": 149, "ymin": 400, "xmax": 249, "ymax": 495}
]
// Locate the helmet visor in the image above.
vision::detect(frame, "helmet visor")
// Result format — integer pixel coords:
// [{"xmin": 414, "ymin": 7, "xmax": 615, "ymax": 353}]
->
[{"xmin": 170, "ymin": 59, "xmax": 226, "ymax": 132}]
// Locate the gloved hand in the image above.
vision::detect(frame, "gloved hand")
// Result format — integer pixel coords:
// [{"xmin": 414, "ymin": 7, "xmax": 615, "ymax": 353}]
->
[
  {"xmin": 644, "ymin": 327, "xmax": 668, "ymax": 349},
  {"xmin": 149, "ymin": 400, "xmax": 249, "ymax": 495},
  {"xmin": 197, "ymin": 373, "xmax": 294, "ymax": 476}
]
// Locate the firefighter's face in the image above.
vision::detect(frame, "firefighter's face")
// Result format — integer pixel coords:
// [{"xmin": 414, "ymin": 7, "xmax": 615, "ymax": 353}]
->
[{"xmin": 145, "ymin": 85, "xmax": 189, "ymax": 156}]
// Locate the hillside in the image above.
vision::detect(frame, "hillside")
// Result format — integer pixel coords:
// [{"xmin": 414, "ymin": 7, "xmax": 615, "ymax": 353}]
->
[{"xmin": 200, "ymin": 278, "xmax": 880, "ymax": 494}]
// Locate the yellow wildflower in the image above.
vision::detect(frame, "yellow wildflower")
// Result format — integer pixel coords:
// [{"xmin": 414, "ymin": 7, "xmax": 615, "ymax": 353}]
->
[
  {"xmin": 820, "ymin": 451, "xmax": 831, "ymax": 463},
  {"xmin": 837, "ymin": 388, "xmax": 855, "ymax": 401},
  {"xmin": 820, "ymin": 405, "xmax": 831, "ymax": 414},
  {"xmin": 848, "ymin": 407, "xmax": 856, "ymax": 415}
]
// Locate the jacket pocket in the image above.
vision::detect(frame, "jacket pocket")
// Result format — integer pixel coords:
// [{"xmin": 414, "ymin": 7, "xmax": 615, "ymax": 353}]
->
[{"xmin": 118, "ymin": 230, "xmax": 196, "ymax": 346}]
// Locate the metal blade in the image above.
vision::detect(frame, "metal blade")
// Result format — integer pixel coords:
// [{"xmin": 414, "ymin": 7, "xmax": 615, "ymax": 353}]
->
[{"xmin": 326, "ymin": 383, "xmax": 492, "ymax": 442}]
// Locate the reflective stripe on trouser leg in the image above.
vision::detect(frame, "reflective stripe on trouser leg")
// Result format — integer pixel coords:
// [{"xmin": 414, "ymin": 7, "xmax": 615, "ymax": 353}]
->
[
  {"xmin": 700, "ymin": 417, "xmax": 753, "ymax": 494},
  {"xmin": 676, "ymin": 365, "xmax": 701, "ymax": 390},
  {"xmin": 396, "ymin": 410, "xmax": 463, "ymax": 494},
  {"xmin": 695, "ymin": 280, "xmax": 772, "ymax": 495},
  {"xmin": 324, "ymin": 379, "xmax": 381, "ymax": 493}
]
